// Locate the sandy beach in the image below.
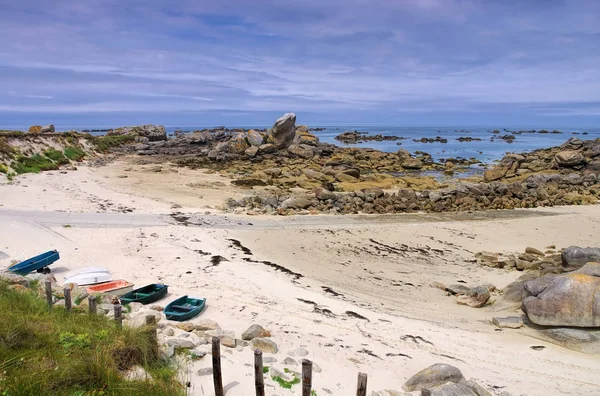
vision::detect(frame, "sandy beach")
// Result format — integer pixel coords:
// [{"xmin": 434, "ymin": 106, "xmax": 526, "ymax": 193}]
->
[{"xmin": 1, "ymin": 163, "xmax": 600, "ymax": 396}]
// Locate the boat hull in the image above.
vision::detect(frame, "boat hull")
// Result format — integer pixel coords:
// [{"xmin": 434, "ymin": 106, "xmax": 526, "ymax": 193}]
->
[
  {"xmin": 164, "ymin": 295, "xmax": 206, "ymax": 321},
  {"xmin": 121, "ymin": 284, "xmax": 168, "ymax": 305},
  {"xmin": 8, "ymin": 250, "xmax": 60, "ymax": 275},
  {"xmin": 64, "ymin": 266, "xmax": 110, "ymax": 279},
  {"xmin": 86, "ymin": 280, "xmax": 134, "ymax": 296},
  {"xmin": 64, "ymin": 272, "xmax": 112, "ymax": 286}
]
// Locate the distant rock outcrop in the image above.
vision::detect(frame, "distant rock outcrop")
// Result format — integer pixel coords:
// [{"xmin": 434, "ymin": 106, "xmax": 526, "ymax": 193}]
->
[
  {"xmin": 109, "ymin": 125, "xmax": 167, "ymax": 141},
  {"xmin": 28, "ymin": 125, "xmax": 42, "ymax": 133},
  {"xmin": 40, "ymin": 125, "xmax": 55, "ymax": 133}
]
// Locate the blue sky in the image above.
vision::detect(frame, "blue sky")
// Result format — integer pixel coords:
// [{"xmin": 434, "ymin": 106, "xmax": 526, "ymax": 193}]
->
[{"xmin": 1, "ymin": 0, "xmax": 600, "ymax": 127}]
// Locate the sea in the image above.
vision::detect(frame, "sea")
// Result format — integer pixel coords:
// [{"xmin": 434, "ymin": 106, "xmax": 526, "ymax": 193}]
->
[{"xmin": 6, "ymin": 124, "xmax": 600, "ymax": 164}]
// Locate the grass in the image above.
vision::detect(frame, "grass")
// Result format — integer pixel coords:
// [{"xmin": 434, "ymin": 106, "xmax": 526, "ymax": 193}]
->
[
  {"xmin": 85, "ymin": 135, "xmax": 136, "ymax": 153},
  {"xmin": 64, "ymin": 146, "xmax": 86, "ymax": 162},
  {"xmin": 44, "ymin": 149, "xmax": 70, "ymax": 166},
  {"xmin": 0, "ymin": 282, "xmax": 184, "ymax": 395},
  {"xmin": 11, "ymin": 155, "xmax": 59, "ymax": 174},
  {"xmin": 0, "ymin": 138, "xmax": 16, "ymax": 158},
  {"xmin": 272, "ymin": 368, "xmax": 300, "ymax": 389}
]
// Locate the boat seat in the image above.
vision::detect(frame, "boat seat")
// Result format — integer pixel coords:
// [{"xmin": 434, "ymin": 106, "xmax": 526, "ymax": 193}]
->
[
  {"xmin": 134, "ymin": 293, "xmax": 151, "ymax": 298},
  {"xmin": 172, "ymin": 305, "xmax": 195, "ymax": 312}
]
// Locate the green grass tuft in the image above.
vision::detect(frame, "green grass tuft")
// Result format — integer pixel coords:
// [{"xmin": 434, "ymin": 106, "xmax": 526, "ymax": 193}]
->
[
  {"xmin": 86, "ymin": 135, "xmax": 136, "ymax": 153},
  {"xmin": 44, "ymin": 148, "xmax": 70, "ymax": 165},
  {"xmin": 11, "ymin": 154, "xmax": 59, "ymax": 174},
  {"xmin": 64, "ymin": 146, "xmax": 86, "ymax": 161},
  {"xmin": 271, "ymin": 373, "xmax": 300, "ymax": 389},
  {"xmin": 263, "ymin": 366, "xmax": 269, "ymax": 374},
  {"xmin": 0, "ymin": 282, "xmax": 184, "ymax": 395}
]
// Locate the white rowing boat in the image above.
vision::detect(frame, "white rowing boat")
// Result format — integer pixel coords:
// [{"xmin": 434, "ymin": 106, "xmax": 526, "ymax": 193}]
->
[{"xmin": 64, "ymin": 272, "xmax": 113, "ymax": 286}]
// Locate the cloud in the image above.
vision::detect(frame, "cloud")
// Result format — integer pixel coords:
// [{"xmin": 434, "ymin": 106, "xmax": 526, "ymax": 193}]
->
[{"xmin": 0, "ymin": 0, "xmax": 599, "ymax": 124}]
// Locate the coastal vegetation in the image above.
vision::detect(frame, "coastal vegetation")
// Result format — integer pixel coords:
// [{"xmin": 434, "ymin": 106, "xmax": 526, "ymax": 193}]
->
[{"xmin": 0, "ymin": 280, "xmax": 184, "ymax": 395}]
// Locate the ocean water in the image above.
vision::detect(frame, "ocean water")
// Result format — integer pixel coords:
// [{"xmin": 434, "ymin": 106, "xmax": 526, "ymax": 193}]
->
[{"xmin": 6, "ymin": 124, "xmax": 600, "ymax": 164}]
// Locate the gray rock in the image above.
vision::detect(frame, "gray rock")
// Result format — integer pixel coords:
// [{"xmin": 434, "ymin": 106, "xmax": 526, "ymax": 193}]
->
[
  {"xmin": 522, "ymin": 273, "xmax": 600, "ymax": 327},
  {"xmin": 446, "ymin": 284, "xmax": 469, "ymax": 296},
  {"xmin": 127, "ymin": 311, "xmax": 162, "ymax": 328},
  {"xmin": 269, "ymin": 113, "xmax": 297, "ymax": 149},
  {"xmin": 197, "ymin": 367, "xmax": 213, "ymax": 376},
  {"xmin": 314, "ymin": 187, "xmax": 336, "ymax": 201},
  {"xmin": 166, "ymin": 338, "xmax": 196, "ymax": 349},
  {"xmin": 464, "ymin": 381, "xmax": 492, "ymax": 396},
  {"xmin": 280, "ymin": 196, "xmax": 315, "ymax": 210},
  {"xmin": 245, "ymin": 146, "xmax": 259, "ymax": 158},
  {"xmin": 251, "ymin": 338, "xmax": 279, "ymax": 354},
  {"xmin": 247, "ymin": 130, "xmax": 265, "ymax": 146},
  {"xmin": 536, "ymin": 328, "xmax": 600, "ymax": 354},
  {"xmin": 421, "ymin": 382, "xmax": 478, "ymax": 396},
  {"xmin": 124, "ymin": 365, "xmax": 153, "ymax": 381},
  {"xmin": 312, "ymin": 362, "xmax": 322, "ymax": 373},
  {"xmin": 162, "ymin": 344, "xmax": 175, "ymax": 359},
  {"xmin": 561, "ymin": 246, "xmax": 600, "ymax": 269},
  {"xmin": 371, "ymin": 391, "xmax": 410, "ymax": 396},
  {"xmin": 128, "ymin": 302, "xmax": 144, "ymax": 312},
  {"xmin": 40, "ymin": 124, "xmax": 55, "ymax": 133},
  {"xmin": 292, "ymin": 347, "xmax": 309, "ymax": 357},
  {"xmin": 164, "ymin": 327, "xmax": 175, "ymax": 336},
  {"xmin": 572, "ymin": 262, "xmax": 600, "ymax": 277},
  {"xmin": 258, "ymin": 144, "xmax": 277, "ymax": 154},
  {"xmin": 283, "ymin": 357, "xmax": 298, "ymax": 366},
  {"xmin": 457, "ymin": 286, "xmax": 490, "ymax": 308},
  {"xmin": 204, "ymin": 329, "xmax": 235, "ymax": 343},
  {"xmin": 221, "ymin": 336, "xmax": 236, "ymax": 348},
  {"xmin": 402, "ymin": 364, "xmax": 464, "ymax": 392},
  {"xmin": 555, "ymin": 151, "xmax": 585, "ymax": 168},
  {"xmin": 0, "ymin": 272, "xmax": 30, "ymax": 287},
  {"xmin": 242, "ymin": 324, "xmax": 271, "ymax": 340},
  {"xmin": 491, "ymin": 316, "xmax": 523, "ymax": 329},
  {"xmin": 195, "ymin": 319, "xmax": 220, "ymax": 331}
]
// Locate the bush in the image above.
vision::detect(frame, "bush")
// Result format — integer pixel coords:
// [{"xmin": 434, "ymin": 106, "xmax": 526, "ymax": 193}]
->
[
  {"xmin": 0, "ymin": 282, "xmax": 184, "ymax": 395},
  {"xmin": 64, "ymin": 146, "xmax": 86, "ymax": 161},
  {"xmin": 11, "ymin": 155, "xmax": 59, "ymax": 174},
  {"xmin": 86, "ymin": 135, "xmax": 136, "ymax": 153},
  {"xmin": 44, "ymin": 148, "xmax": 70, "ymax": 165}
]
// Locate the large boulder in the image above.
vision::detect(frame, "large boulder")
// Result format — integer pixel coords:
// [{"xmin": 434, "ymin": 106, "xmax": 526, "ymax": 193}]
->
[
  {"xmin": 251, "ymin": 337, "xmax": 278, "ymax": 354},
  {"xmin": 522, "ymin": 274, "xmax": 600, "ymax": 327},
  {"xmin": 555, "ymin": 151, "xmax": 585, "ymax": 168},
  {"xmin": 561, "ymin": 246, "xmax": 600, "ymax": 269},
  {"xmin": 294, "ymin": 127, "xmax": 319, "ymax": 146},
  {"xmin": 402, "ymin": 363, "xmax": 464, "ymax": 392},
  {"xmin": 228, "ymin": 133, "xmax": 250, "ymax": 154},
  {"xmin": 247, "ymin": 130, "xmax": 265, "ymax": 146},
  {"xmin": 109, "ymin": 125, "xmax": 167, "ymax": 141},
  {"xmin": 268, "ymin": 113, "xmax": 296, "ymax": 149},
  {"xmin": 40, "ymin": 125, "xmax": 55, "ymax": 133},
  {"xmin": 288, "ymin": 144, "xmax": 316, "ymax": 159}
]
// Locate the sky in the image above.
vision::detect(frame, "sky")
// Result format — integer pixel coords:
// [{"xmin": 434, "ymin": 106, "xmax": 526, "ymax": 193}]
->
[{"xmin": 1, "ymin": 0, "xmax": 600, "ymax": 127}]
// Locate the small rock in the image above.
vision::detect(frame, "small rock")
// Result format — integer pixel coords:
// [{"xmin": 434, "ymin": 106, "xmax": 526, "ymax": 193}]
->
[
  {"xmin": 283, "ymin": 357, "xmax": 298, "ymax": 366},
  {"xmin": 292, "ymin": 347, "xmax": 309, "ymax": 357},
  {"xmin": 176, "ymin": 323, "xmax": 196, "ymax": 332},
  {"xmin": 150, "ymin": 305, "xmax": 164, "ymax": 311},
  {"xmin": 456, "ymin": 286, "xmax": 490, "ymax": 308},
  {"xmin": 195, "ymin": 319, "xmax": 220, "ymax": 331},
  {"xmin": 525, "ymin": 247, "xmax": 544, "ymax": 256},
  {"xmin": 221, "ymin": 336, "xmax": 236, "ymax": 348},
  {"xmin": 251, "ymin": 338, "xmax": 279, "ymax": 354},
  {"xmin": 162, "ymin": 344, "xmax": 175, "ymax": 359},
  {"xmin": 197, "ymin": 367, "xmax": 213, "ymax": 376},
  {"xmin": 402, "ymin": 363, "xmax": 464, "ymax": 392},
  {"xmin": 164, "ymin": 327, "xmax": 175, "ymax": 336},
  {"xmin": 242, "ymin": 324, "xmax": 271, "ymax": 340},
  {"xmin": 263, "ymin": 357, "xmax": 278, "ymax": 363},
  {"xmin": 128, "ymin": 302, "xmax": 144, "ymax": 312},
  {"xmin": 166, "ymin": 338, "xmax": 196, "ymax": 349},
  {"xmin": 491, "ymin": 316, "xmax": 523, "ymax": 329},
  {"xmin": 313, "ymin": 362, "xmax": 322, "ymax": 373},
  {"xmin": 446, "ymin": 284, "xmax": 469, "ymax": 296}
]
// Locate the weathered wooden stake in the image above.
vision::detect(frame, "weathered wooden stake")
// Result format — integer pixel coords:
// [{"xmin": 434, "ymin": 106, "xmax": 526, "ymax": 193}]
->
[
  {"xmin": 114, "ymin": 304, "xmax": 123, "ymax": 329},
  {"xmin": 212, "ymin": 337, "xmax": 224, "ymax": 396},
  {"xmin": 302, "ymin": 359, "xmax": 313, "ymax": 396},
  {"xmin": 89, "ymin": 295, "xmax": 97, "ymax": 314},
  {"xmin": 45, "ymin": 281, "xmax": 53, "ymax": 309},
  {"xmin": 356, "ymin": 372, "xmax": 368, "ymax": 396},
  {"xmin": 254, "ymin": 349, "xmax": 265, "ymax": 396},
  {"xmin": 63, "ymin": 288, "xmax": 72, "ymax": 312}
]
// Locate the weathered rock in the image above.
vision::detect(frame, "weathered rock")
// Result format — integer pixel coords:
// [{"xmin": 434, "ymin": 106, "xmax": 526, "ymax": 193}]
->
[
  {"xmin": 197, "ymin": 367, "xmax": 213, "ymax": 376},
  {"xmin": 166, "ymin": 338, "xmax": 196, "ymax": 349},
  {"xmin": 258, "ymin": 144, "xmax": 276, "ymax": 154},
  {"xmin": 491, "ymin": 316, "xmax": 523, "ymax": 329},
  {"xmin": 251, "ymin": 338, "xmax": 279, "ymax": 354},
  {"xmin": 40, "ymin": 124, "xmax": 55, "ymax": 133},
  {"xmin": 164, "ymin": 327, "xmax": 175, "ymax": 336},
  {"xmin": 555, "ymin": 151, "xmax": 585, "ymax": 167},
  {"xmin": 280, "ymin": 196, "xmax": 315, "ymax": 210},
  {"xmin": 269, "ymin": 113, "xmax": 297, "ymax": 149},
  {"xmin": 522, "ymin": 274, "xmax": 600, "ymax": 327},
  {"xmin": 292, "ymin": 347, "xmax": 309, "ymax": 357},
  {"xmin": 535, "ymin": 328, "xmax": 600, "ymax": 354},
  {"xmin": 446, "ymin": 284, "xmax": 469, "ymax": 296},
  {"xmin": 245, "ymin": 146, "xmax": 259, "ymax": 157},
  {"xmin": 127, "ymin": 302, "xmax": 144, "ymax": 312},
  {"xmin": 457, "ymin": 286, "xmax": 490, "ymax": 308},
  {"xmin": 464, "ymin": 381, "xmax": 493, "ymax": 396},
  {"xmin": 283, "ymin": 357, "xmax": 298, "ymax": 366},
  {"xmin": 176, "ymin": 323, "xmax": 196, "ymax": 332},
  {"xmin": 127, "ymin": 311, "xmax": 162, "ymax": 328},
  {"xmin": 0, "ymin": 272, "xmax": 30, "ymax": 287},
  {"xmin": 304, "ymin": 169, "xmax": 328, "ymax": 181},
  {"xmin": 109, "ymin": 125, "xmax": 166, "ymax": 141},
  {"xmin": 573, "ymin": 262, "xmax": 600, "ymax": 277},
  {"xmin": 150, "ymin": 305, "xmax": 164, "ymax": 312},
  {"xmin": 229, "ymin": 133, "xmax": 250, "ymax": 154},
  {"xmin": 242, "ymin": 324, "xmax": 271, "ymax": 340},
  {"xmin": 288, "ymin": 144, "xmax": 316, "ymax": 159},
  {"xmin": 28, "ymin": 125, "xmax": 42, "ymax": 133},
  {"xmin": 204, "ymin": 329, "xmax": 235, "ymax": 343},
  {"xmin": 372, "ymin": 390, "xmax": 409, "ymax": 396},
  {"xmin": 221, "ymin": 336, "xmax": 236, "ymax": 348},
  {"xmin": 314, "ymin": 187, "xmax": 336, "ymax": 201},
  {"xmin": 525, "ymin": 247, "xmax": 544, "ymax": 256},
  {"xmin": 335, "ymin": 172, "xmax": 359, "ymax": 182},
  {"xmin": 421, "ymin": 382, "xmax": 478, "ymax": 396},
  {"xmin": 402, "ymin": 363, "xmax": 464, "ymax": 392},
  {"xmin": 561, "ymin": 246, "xmax": 600, "ymax": 269},
  {"xmin": 195, "ymin": 319, "xmax": 220, "ymax": 331},
  {"xmin": 402, "ymin": 159, "xmax": 423, "ymax": 170},
  {"xmin": 247, "ymin": 130, "xmax": 265, "ymax": 146}
]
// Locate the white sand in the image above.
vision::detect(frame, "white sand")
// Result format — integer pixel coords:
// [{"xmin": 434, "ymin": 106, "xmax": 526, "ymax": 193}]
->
[{"xmin": 1, "ymin": 164, "xmax": 600, "ymax": 396}]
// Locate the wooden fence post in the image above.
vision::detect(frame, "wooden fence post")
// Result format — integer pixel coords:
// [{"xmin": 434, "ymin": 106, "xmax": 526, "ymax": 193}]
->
[
  {"xmin": 302, "ymin": 359, "xmax": 313, "ymax": 396},
  {"xmin": 254, "ymin": 349, "xmax": 265, "ymax": 396},
  {"xmin": 114, "ymin": 304, "xmax": 123, "ymax": 329},
  {"xmin": 356, "ymin": 372, "xmax": 368, "ymax": 396},
  {"xmin": 212, "ymin": 337, "xmax": 224, "ymax": 396},
  {"xmin": 45, "ymin": 281, "xmax": 53, "ymax": 309},
  {"xmin": 64, "ymin": 288, "xmax": 72, "ymax": 312},
  {"xmin": 89, "ymin": 296, "xmax": 97, "ymax": 314}
]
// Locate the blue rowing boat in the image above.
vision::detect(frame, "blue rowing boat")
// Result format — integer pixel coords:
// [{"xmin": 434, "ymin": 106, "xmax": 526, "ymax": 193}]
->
[
  {"xmin": 164, "ymin": 295, "xmax": 206, "ymax": 321},
  {"xmin": 8, "ymin": 250, "xmax": 60, "ymax": 275}
]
